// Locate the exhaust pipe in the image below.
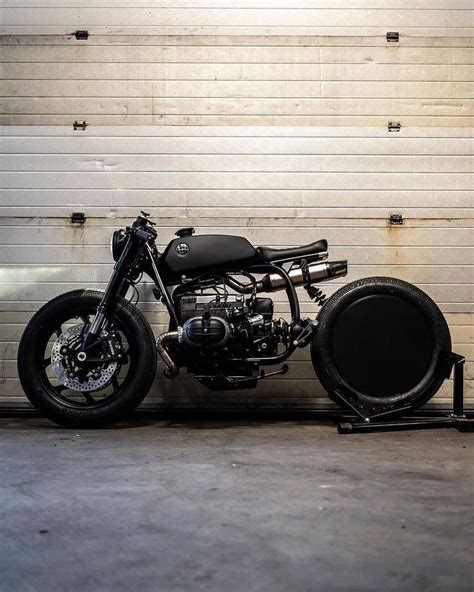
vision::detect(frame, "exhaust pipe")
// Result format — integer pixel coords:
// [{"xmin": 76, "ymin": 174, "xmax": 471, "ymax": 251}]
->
[
  {"xmin": 156, "ymin": 330, "xmax": 180, "ymax": 378},
  {"xmin": 259, "ymin": 260, "xmax": 347, "ymax": 293}
]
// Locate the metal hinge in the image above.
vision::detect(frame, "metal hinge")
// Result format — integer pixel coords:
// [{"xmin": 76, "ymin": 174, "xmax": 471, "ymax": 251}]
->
[
  {"xmin": 390, "ymin": 213, "xmax": 403, "ymax": 225},
  {"xmin": 386, "ymin": 31, "xmax": 399, "ymax": 42},
  {"xmin": 71, "ymin": 212, "xmax": 86, "ymax": 225},
  {"xmin": 73, "ymin": 120, "xmax": 87, "ymax": 131},
  {"xmin": 75, "ymin": 30, "xmax": 89, "ymax": 40},
  {"xmin": 388, "ymin": 121, "xmax": 401, "ymax": 132}
]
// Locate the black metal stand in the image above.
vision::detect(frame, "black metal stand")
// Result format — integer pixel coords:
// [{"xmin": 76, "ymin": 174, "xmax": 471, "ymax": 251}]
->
[{"xmin": 337, "ymin": 352, "xmax": 473, "ymax": 434}]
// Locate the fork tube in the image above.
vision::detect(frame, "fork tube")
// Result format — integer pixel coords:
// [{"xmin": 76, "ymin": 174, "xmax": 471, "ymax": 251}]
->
[
  {"xmin": 83, "ymin": 268, "xmax": 125, "ymax": 344},
  {"xmin": 83, "ymin": 239, "xmax": 134, "ymax": 346}
]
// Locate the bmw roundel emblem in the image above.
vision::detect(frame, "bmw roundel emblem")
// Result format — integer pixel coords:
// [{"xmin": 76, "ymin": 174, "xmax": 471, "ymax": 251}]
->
[{"xmin": 176, "ymin": 242, "xmax": 190, "ymax": 256}]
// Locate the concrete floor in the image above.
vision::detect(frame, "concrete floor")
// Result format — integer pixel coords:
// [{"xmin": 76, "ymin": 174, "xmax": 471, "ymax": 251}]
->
[{"xmin": 0, "ymin": 417, "xmax": 472, "ymax": 592}]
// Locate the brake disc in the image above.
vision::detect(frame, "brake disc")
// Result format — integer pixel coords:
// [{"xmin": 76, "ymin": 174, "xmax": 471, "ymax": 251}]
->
[{"xmin": 51, "ymin": 324, "xmax": 118, "ymax": 392}]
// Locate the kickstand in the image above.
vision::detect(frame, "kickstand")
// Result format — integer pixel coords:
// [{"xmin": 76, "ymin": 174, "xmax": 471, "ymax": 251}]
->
[{"xmin": 336, "ymin": 352, "xmax": 473, "ymax": 434}]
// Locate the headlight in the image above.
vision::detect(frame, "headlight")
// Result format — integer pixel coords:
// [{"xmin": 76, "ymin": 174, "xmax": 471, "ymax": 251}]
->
[{"xmin": 110, "ymin": 229, "xmax": 127, "ymax": 261}]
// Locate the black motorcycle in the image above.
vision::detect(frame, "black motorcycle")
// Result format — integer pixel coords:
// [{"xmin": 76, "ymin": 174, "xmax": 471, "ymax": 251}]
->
[{"xmin": 18, "ymin": 212, "xmax": 451, "ymax": 427}]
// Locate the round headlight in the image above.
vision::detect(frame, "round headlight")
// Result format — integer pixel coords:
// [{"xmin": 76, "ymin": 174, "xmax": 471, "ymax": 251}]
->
[{"xmin": 110, "ymin": 229, "xmax": 126, "ymax": 261}]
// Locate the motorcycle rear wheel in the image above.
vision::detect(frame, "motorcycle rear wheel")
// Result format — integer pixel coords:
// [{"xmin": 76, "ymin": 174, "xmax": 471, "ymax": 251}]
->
[
  {"xmin": 311, "ymin": 277, "xmax": 451, "ymax": 416},
  {"xmin": 18, "ymin": 290, "xmax": 157, "ymax": 428}
]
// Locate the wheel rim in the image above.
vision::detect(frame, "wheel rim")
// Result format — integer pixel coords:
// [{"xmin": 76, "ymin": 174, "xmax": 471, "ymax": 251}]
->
[{"xmin": 37, "ymin": 305, "xmax": 134, "ymax": 409}]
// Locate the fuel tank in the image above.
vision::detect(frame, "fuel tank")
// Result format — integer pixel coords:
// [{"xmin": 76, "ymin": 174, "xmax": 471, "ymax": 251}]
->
[{"xmin": 160, "ymin": 235, "xmax": 258, "ymax": 277}]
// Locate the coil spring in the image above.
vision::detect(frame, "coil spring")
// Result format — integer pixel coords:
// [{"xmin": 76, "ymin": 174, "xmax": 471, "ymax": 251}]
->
[
  {"xmin": 301, "ymin": 258, "xmax": 327, "ymax": 307},
  {"xmin": 305, "ymin": 285, "xmax": 327, "ymax": 307}
]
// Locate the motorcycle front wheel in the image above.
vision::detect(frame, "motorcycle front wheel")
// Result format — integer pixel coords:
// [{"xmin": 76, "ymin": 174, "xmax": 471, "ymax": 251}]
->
[
  {"xmin": 18, "ymin": 290, "xmax": 157, "ymax": 428},
  {"xmin": 311, "ymin": 277, "xmax": 451, "ymax": 417}
]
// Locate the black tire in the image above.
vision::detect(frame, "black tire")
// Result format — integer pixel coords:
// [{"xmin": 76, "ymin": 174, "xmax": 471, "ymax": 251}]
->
[
  {"xmin": 18, "ymin": 290, "xmax": 157, "ymax": 428},
  {"xmin": 311, "ymin": 277, "xmax": 451, "ymax": 416}
]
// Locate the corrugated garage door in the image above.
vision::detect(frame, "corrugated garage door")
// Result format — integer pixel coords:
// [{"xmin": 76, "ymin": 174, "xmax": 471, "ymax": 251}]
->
[{"xmin": 1, "ymin": 1, "xmax": 472, "ymax": 409}]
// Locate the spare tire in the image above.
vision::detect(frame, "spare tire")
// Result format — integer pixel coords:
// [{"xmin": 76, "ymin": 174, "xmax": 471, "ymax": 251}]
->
[{"xmin": 311, "ymin": 277, "xmax": 451, "ymax": 416}]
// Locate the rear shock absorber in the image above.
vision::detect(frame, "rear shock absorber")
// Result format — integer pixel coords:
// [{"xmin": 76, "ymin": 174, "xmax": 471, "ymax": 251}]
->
[
  {"xmin": 306, "ymin": 285, "xmax": 327, "ymax": 307},
  {"xmin": 301, "ymin": 259, "xmax": 327, "ymax": 307}
]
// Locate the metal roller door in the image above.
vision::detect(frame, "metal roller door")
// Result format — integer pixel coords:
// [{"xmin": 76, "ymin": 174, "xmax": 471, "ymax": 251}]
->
[{"xmin": 0, "ymin": 1, "xmax": 472, "ymax": 409}]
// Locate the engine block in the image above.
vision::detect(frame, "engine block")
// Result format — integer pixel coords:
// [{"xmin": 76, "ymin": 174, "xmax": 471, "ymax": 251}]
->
[
  {"xmin": 176, "ymin": 292, "xmax": 284, "ymax": 357},
  {"xmin": 178, "ymin": 294, "xmax": 245, "ymax": 323}
]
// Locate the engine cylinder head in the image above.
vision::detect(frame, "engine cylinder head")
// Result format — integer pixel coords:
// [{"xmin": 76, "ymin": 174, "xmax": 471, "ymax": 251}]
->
[{"xmin": 182, "ymin": 316, "xmax": 231, "ymax": 349}]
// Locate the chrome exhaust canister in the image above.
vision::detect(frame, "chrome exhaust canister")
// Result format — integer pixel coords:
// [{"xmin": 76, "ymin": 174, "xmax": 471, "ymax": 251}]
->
[{"xmin": 259, "ymin": 260, "xmax": 348, "ymax": 292}]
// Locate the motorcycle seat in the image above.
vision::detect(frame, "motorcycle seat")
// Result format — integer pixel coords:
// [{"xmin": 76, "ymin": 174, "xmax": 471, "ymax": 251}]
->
[{"xmin": 258, "ymin": 239, "xmax": 328, "ymax": 263}]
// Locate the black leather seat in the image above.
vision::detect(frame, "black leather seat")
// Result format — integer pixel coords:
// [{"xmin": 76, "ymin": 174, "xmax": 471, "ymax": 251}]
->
[{"xmin": 258, "ymin": 239, "xmax": 328, "ymax": 263}]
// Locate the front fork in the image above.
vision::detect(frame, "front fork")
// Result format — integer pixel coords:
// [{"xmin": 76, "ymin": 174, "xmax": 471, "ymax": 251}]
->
[
  {"xmin": 81, "ymin": 238, "xmax": 176, "ymax": 351},
  {"xmin": 81, "ymin": 243, "xmax": 134, "ymax": 350}
]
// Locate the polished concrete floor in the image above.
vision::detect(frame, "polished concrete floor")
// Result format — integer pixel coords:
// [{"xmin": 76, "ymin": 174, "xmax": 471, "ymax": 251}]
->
[{"xmin": 0, "ymin": 416, "xmax": 472, "ymax": 592}]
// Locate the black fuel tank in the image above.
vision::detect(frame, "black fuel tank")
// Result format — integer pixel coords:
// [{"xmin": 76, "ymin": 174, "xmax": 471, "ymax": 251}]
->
[{"xmin": 160, "ymin": 235, "xmax": 258, "ymax": 276}]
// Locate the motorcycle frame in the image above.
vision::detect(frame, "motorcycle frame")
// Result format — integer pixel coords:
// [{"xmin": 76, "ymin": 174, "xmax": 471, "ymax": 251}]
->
[
  {"xmin": 147, "ymin": 244, "xmax": 301, "ymax": 366},
  {"xmin": 90, "ymin": 223, "xmax": 304, "ymax": 368}
]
